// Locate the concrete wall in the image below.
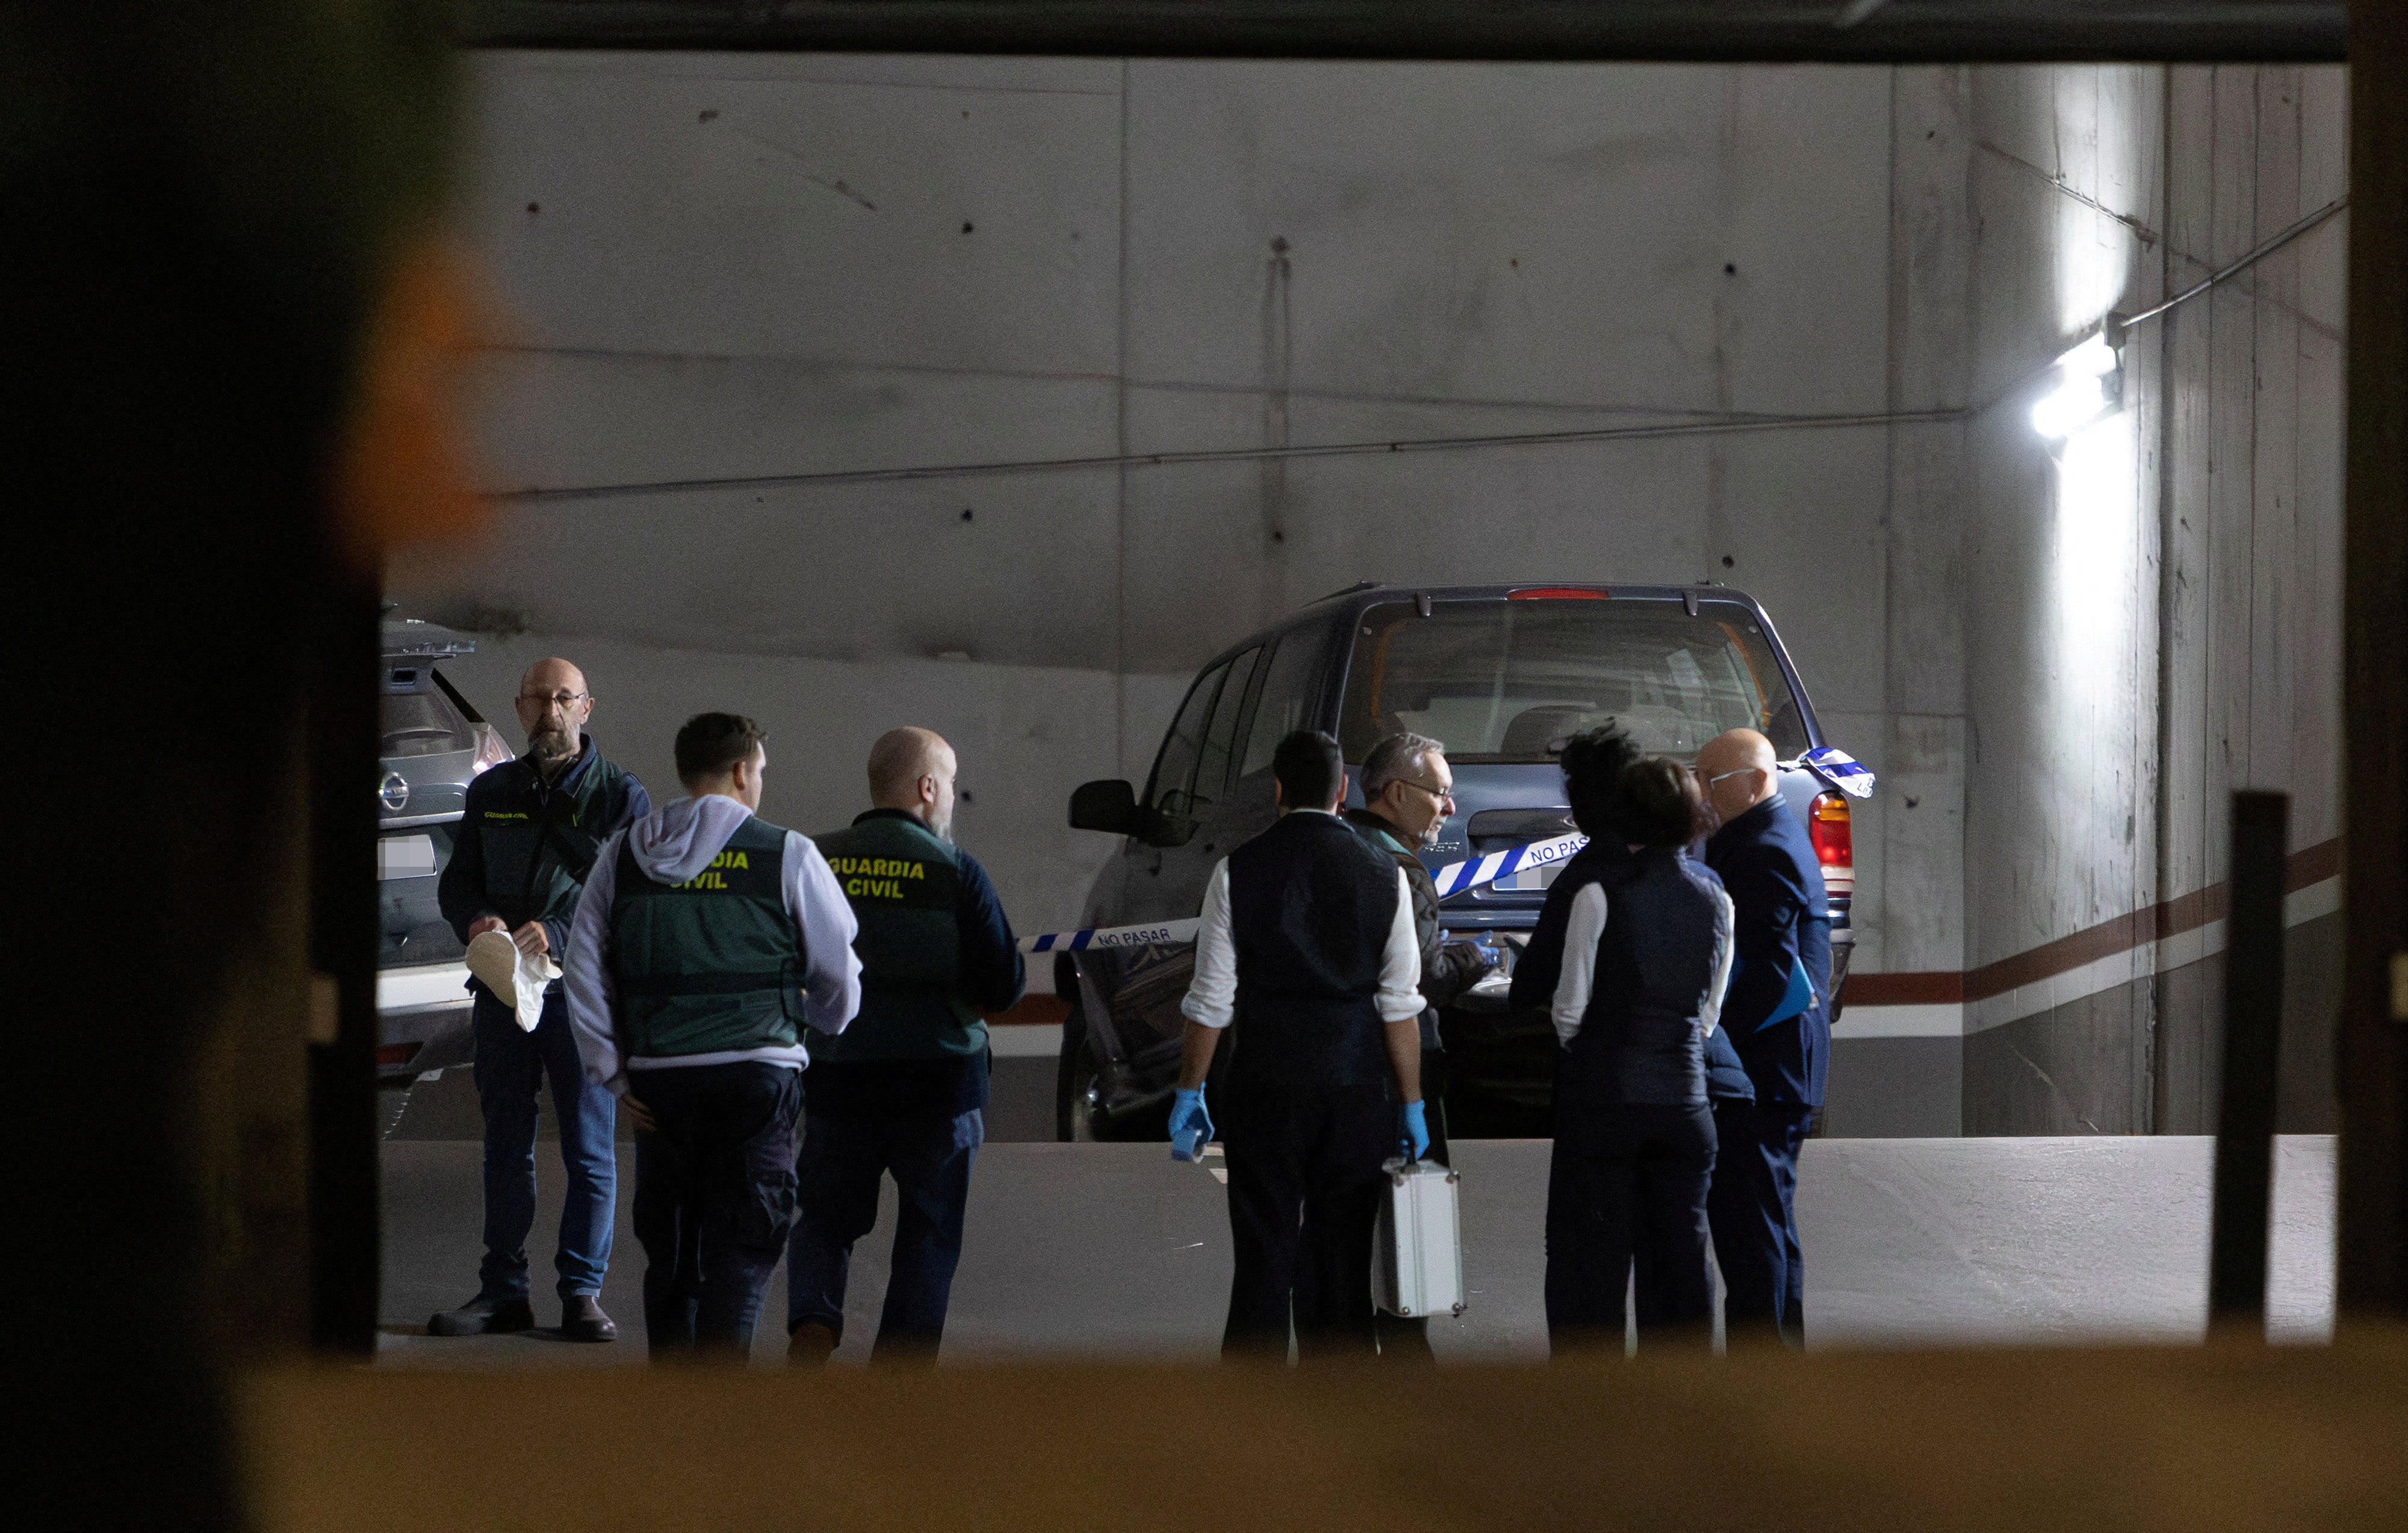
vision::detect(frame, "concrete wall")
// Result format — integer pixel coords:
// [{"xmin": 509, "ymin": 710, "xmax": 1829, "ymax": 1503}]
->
[
  {"xmin": 394, "ymin": 55, "xmax": 2345, "ymax": 1130},
  {"xmin": 1891, "ymin": 64, "xmax": 2348, "ymax": 1134}
]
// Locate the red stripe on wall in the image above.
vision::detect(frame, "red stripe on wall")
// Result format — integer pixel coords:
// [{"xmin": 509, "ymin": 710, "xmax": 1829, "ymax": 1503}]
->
[
  {"xmin": 984, "ymin": 994, "xmax": 1069, "ymax": 1027},
  {"xmin": 1843, "ymin": 971, "xmax": 1965, "ymax": 1006},
  {"xmin": 1841, "ymin": 837, "xmax": 2339, "ymax": 1009}
]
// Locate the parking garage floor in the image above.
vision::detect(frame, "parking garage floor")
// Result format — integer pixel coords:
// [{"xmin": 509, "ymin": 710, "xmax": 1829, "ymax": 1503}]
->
[{"xmin": 378, "ymin": 1071, "xmax": 2337, "ymax": 1365}]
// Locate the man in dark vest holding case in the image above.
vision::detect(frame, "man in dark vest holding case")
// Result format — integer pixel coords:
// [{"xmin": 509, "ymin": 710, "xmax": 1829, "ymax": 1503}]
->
[
  {"xmin": 1174, "ymin": 730, "xmax": 1426, "ymax": 1359},
  {"xmin": 1338, "ymin": 730, "xmax": 1498, "ymax": 1361},
  {"xmin": 432, "ymin": 657, "xmax": 648, "ymax": 1342},
  {"xmin": 565, "ymin": 713, "xmax": 861, "ymax": 1360},
  {"xmin": 784, "ymin": 726, "xmax": 1025, "ymax": 1366}
]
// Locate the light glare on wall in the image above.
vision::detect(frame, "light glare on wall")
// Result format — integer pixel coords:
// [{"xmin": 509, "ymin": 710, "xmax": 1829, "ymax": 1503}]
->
[{"xmin": 2031, "ymin": 330, "xmax": 2124, "ymax": 441}]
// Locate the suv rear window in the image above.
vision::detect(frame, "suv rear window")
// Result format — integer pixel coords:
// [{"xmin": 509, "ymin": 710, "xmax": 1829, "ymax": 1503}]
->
[
  {"xmin": 381, "ymin": 687, "xmax": 475, "ymax": 759},
  {"xmin": 1339, "ymin": 598, "xmax": 1809, "ymax": 763}
]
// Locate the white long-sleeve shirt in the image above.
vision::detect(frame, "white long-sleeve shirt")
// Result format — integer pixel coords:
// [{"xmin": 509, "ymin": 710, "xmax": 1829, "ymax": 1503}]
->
[
  {"xmin": 1179, "ymin": 811, "xmax": 1424, "ymax": 1031},
  {"xmin": 1548, "ymin": 881, "xmax": 1736, "ymax": 1046}
]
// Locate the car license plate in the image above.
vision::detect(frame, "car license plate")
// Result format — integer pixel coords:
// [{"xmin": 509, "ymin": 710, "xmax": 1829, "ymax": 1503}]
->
[
  {"xmin": 1494, "ymin": 863, "xmax": 1562, "ymax": 893},
  {"xmin": 378, "ymin": 834, "xmax": 436, "ymax": 881}
]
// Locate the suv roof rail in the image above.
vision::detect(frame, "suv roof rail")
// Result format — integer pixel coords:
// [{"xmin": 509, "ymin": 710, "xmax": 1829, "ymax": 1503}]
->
[
  {"xmin": 1311, "ymin": 580, "xmax": 1380, "ymax": 603},
  {"xmin": 381, "ymin": 618, "xmax": 477, "ymax": 660}
]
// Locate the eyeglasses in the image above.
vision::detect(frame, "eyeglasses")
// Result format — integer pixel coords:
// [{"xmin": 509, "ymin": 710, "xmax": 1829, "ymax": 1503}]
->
[
  {"xmin": 1691, "ymin": 766, "xmax": 1756, "ymax": 787},
  {"xmin": 519, "ymin": 691, "xmax": 589, "ymax": 711},
  {"xmin": 1395, "ymin": 778, "xmax": 1457, "ymax": 807}
]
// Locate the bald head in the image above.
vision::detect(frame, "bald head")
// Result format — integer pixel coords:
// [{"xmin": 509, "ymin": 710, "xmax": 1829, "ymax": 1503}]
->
[
  {"xmin": 868, "ymin": 726, "xmax": 958, "ymax": 839},
  {"xmin": 514, "ymin": 657, "xmax": 594, "ymax": 773},
  {"xmin": 521, "ymin": 657, "xmax": 587, "ymax": 698},
  {"xmin": 1695, "ymin": 728, "xmax": 1779, "ymax": 826}
]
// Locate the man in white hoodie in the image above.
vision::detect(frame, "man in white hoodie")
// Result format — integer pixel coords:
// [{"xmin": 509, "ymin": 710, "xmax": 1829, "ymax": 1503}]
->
[{"xmin": 566, "ymin": 713, "xmax": 861, "ymax": 1360}]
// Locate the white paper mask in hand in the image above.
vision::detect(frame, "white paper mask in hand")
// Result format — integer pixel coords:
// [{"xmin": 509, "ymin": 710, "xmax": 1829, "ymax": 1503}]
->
[{"xmin": 465, "ymin": 928, "xmax": 562, "ymax": 1033}]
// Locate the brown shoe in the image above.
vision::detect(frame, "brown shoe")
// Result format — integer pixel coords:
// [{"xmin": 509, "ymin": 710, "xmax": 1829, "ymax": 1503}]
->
[
  {"xmin": 560, "ymin": 1294, "xmax": 618, "ymax": 1343},
  {"xmin": 787, "ymin": 1321, "xmax": 838, "ymax": 1366}
]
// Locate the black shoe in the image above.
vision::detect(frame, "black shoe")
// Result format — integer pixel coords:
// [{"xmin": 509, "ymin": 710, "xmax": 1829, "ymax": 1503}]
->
[
  {"xmin": 560, "ymin": 1295, "xmax": 618, "ymax": 1343},
  {"xmin": 787, "ymin": 1320, "xmax": 838, "ymax": 1366},
  {"xmin": 427, "ymin": 1294, "xmax": 535, "ymax": 1337}
]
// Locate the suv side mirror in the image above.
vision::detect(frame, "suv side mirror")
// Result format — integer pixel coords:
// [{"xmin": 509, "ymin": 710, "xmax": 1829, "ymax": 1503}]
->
[{"xmin": 1069, "ymin": 778, "xmax": 1142, "ymax": 836}]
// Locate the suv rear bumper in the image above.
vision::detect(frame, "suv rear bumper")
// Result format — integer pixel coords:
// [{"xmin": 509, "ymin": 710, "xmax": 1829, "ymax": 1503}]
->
[{"xmin": 377, "ymin": 962, "xmax": 474, "ymax": 1082}]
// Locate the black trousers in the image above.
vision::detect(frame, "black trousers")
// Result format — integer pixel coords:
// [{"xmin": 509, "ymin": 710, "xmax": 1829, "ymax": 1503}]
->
[
  {"xmin": 1291, "ymin": 1051, "xmax": 1449, "ymax": 1362},
  {"xmin": 1707, "ymin": 1099, "xmax": 1813, "ymax": 1347},
  {"xmin": 1544, "ymin": 1101, "xmax": 1716, "ymax": 1356},
  {"xmin": 629, "ymin": 1062, "xmax": 804, "ymax": 1361},
  {"xmin": 1221, "ymin": 1082, "xmax": 1392, "ymax": 1360}
]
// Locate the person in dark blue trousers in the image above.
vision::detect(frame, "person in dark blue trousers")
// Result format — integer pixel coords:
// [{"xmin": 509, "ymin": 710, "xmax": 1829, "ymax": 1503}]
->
[
  {"xmin": 431, "ymin": 657, "xmax": 648, "ymax": 1342},
  {"xmin": 1640, "ymin": 1029, "xmax": 1754, "ymax": 1333},
  {"xmin": 1513, "ymin": 730, "xmax": 1734, "ymax": 1356},
  {"xmin": 565, "ymin": 713, "xmax": 862, "ymax": 1361},
  {"xmin": 784, "ymin": 727, "xmax": 1026, "ymax": 1366},
  {"xmin": 1695, "ymin": 727, "xmax": 1832, "ymax": 1348}
]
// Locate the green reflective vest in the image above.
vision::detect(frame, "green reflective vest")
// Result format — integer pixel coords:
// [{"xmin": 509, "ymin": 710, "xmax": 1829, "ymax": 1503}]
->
[
  {"xmin": 813, "ymin": 811, "xmax": 984, "ymax": 1061},
  {"xmin": 607, "ymin": 815, "xmax": 801, "ymax": 1058}
]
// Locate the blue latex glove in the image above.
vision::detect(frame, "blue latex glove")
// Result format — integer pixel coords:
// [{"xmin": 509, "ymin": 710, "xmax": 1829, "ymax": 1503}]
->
[
  {"xmin": 1170, "ymin": 1085, "xmax": 1214, "ymax": 1162},
  {"xmin": 1399, "ymin": 1099, "xmax": 1430, "ymax": 1162}
]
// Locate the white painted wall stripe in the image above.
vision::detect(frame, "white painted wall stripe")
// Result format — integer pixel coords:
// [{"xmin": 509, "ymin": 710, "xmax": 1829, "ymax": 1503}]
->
[
  {"xmin": 1832, "ymin": 1003, "xmax": 1963, "ymax": 1041},
  {"xmin": 988, "ymin": 1022, "xmax": 1064, "ymax": 1058}
]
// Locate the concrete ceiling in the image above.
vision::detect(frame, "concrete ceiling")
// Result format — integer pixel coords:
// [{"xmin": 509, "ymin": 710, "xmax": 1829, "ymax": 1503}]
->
[{"xmin": 459, "ymin": 1, "xmax": 2348, "ymax": 64}]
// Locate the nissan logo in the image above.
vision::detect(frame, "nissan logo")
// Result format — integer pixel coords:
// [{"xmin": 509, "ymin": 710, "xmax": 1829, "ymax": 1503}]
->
[{"xmin": 379, "ymin": 772, "xmax": 411, "ymax": 813}]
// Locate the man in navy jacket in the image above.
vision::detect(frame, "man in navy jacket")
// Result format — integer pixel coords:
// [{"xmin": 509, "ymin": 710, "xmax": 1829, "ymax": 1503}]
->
[
  {"xmin": 433, "ymin": 657, "xmax": 650, "ymax": 1342},
  {"xmin": 1695, "ymin": 728, "xmax": 1831, "ymax": 1346}
]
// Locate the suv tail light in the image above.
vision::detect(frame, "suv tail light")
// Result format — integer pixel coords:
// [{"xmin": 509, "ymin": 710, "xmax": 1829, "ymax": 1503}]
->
[
  {"xmin": 1809, "ymin": 791, "xmax": 1854, "ymax": 897},
  {"xmin": 470, "ymin": 722, "xmax": 514, "ymax": 776}
]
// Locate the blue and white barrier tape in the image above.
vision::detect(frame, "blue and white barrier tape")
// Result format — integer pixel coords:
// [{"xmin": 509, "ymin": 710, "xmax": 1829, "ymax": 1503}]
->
[
  {"xmin": 1021, "ymin": 829, "xmax": 1592, "ymax": 953},
  {"xmin": 1799, "ymin": 745, "xmax": 1876, "ymax": 799},
  {"xmin": 1025, "ymin": 918, "xmax": 1201, "ymax": 953},
  {"xmin": 1427, "ymin": 829, "xmax": 1590, "ymax": 898}
]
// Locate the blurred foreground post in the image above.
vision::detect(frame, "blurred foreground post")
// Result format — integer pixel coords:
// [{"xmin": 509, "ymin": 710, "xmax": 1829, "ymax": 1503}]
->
[
  {"xmin": 7, "ymin": 2, "xmax": 455, "ymax": 1523},
  {"xmin": 2338, "ymin": 0, "xmax": 2408, "ymax": 1321},
  {"xmin": 2210, "ymin": 791, "xmax": 2286, "ymax": 1329}
]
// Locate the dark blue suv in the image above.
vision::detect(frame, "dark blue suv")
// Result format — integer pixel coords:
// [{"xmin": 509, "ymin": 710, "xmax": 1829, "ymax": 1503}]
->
[{"xmin": 1055, "ymin": 582, "xmax": 1857, "ymax": 1139}]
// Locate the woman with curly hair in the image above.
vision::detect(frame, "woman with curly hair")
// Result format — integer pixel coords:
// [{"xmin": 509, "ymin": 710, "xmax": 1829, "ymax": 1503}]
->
[{"xmin": 1509, "ymin": 726, "xmax": 1734, "ymax": 1354}]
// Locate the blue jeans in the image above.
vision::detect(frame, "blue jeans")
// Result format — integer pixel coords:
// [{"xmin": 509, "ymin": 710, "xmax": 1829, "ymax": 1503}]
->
[
  {"xmin": 785, "ymin": 1107, "xmax": 983, "ymax": 1362},
  {"xmin": 471, "ymin": 989, "xmax": 616, "ymax": 1300}
]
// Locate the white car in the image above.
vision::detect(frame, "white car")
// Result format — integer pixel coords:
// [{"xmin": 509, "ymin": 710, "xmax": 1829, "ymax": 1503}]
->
[{"xmin": 376, "ymin": 618, "xmax": 510, "ymax": 1084}]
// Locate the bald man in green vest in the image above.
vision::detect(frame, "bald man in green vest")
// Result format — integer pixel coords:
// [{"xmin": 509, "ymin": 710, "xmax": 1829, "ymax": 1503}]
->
[{"xmin": 784, "ymin": 726, "xmax": 1026, "ymax": 1365}]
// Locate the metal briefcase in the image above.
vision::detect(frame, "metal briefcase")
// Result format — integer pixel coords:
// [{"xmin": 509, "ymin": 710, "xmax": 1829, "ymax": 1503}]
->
[{"xmin": 1373, "ymin": 1157, "xmax": 1465, "ymax": 1319}]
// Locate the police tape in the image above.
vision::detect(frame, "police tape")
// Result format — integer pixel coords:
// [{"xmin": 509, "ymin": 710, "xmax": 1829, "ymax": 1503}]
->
[
  {"xmin": 1019, "ymin": 830, "xmax": 1590, "ymax": 953},
  {"xmin": 1800, "ymin": 745, "xmax": 1876, "ymax": 799},
  {"xmin": 1023, "ymin": 918, "xmax": 1200, "ymax": 954},
  {"xmin": 1429, "ymin": 829, "xmax": 1589, "ymax": 897}
]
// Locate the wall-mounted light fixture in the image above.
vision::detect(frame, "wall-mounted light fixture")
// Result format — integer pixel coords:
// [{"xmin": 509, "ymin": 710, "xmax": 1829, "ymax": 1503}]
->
[{"xmin": 2030, "ymin": 327, "xmax": 2124, "ymax": 441}]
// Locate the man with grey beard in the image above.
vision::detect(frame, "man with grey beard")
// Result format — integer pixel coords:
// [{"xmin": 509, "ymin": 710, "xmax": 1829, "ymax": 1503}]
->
[{"xmin": 432, "ymin": 657, "xmax": 650, "ymax": 1342}]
